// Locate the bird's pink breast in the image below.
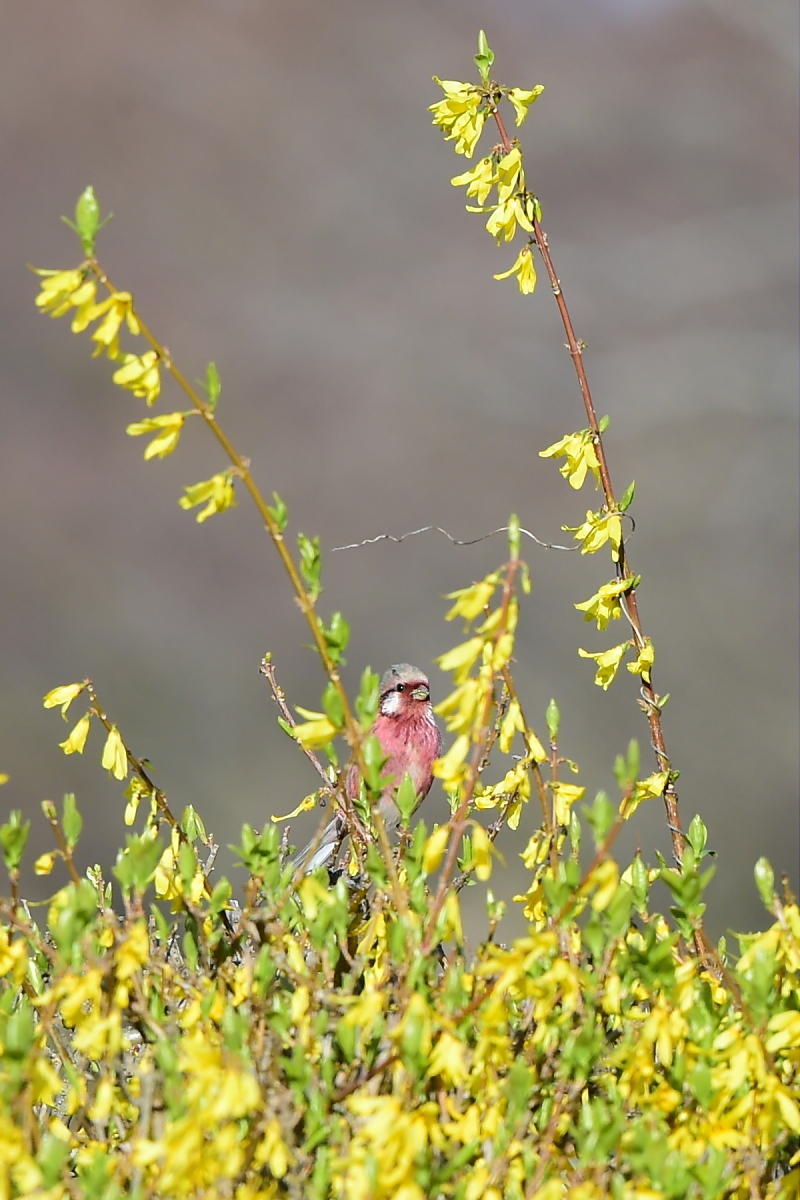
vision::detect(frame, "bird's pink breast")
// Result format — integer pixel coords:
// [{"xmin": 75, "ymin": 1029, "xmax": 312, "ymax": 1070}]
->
[{"xmin": 373, "ymin": 711, "xmax": 443, "ymax": 799}]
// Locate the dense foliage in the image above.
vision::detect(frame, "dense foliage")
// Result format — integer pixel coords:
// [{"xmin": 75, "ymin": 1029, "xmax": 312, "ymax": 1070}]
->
[{"xmin": 2, "ymin": 31, "xmax": 797, "ymax": 1200}]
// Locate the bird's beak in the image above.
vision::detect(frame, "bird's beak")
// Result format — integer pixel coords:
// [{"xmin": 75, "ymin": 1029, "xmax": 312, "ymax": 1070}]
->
[{"xmin": 410, "ymin": 685, "xmax": 430, "ymax": 701}]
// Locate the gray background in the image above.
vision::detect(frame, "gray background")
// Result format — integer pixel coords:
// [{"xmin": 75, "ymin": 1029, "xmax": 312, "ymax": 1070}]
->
[{"xmin": 3, "ymin": 0, "xmax": 797, "ymax": 938}]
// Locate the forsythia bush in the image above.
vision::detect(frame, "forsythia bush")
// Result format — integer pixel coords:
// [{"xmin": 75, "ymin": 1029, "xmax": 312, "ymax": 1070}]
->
[{"xmin": 2, "ymin": 32, "xmax": 798, "ymax": 1200}]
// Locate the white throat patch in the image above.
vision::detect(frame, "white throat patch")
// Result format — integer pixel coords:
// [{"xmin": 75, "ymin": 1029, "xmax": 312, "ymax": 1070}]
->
[{"xmin": 380, "ymin": 690, "xmax": 404, "ymax": 716}]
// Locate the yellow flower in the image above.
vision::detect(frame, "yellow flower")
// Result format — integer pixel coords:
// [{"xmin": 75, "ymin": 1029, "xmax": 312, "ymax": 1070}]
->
[
  {"xmin": 115, "ymin": 920, "xmax": 149, "ymax": 980},
  {"xmin": 493, "ymin": 246, "xmax": 537, "ymax": 295},
  {"xmin": 590, "ymin": 859, "xmax": 620, "ymax": 911},
  {"xmin": 627, "ymin": 637, "xmax": 655, "ymax": 683},
  {"xmin": 112, "ymin": 350, "xmax": 161, "ymax": 405},
  {"xmin": 574, "ymin": 577, "xmax": 635, "ymax": 630},
  {"xmin": 494, "ymin": 147, "xmax": 524, "ymax": 202},
  {"xmin": 436, "ymin": 636, "xmax": 483, "ymax": 683},
  {"xmin": 507, "ymin": 85, "xmax": 544, "ymax": 126},
  {"xmin": 89, "ymin": 291, "xmax": 140, "ymax": 357},
  {"xmin": 101, "ymin": 725, "xmax": 128, "ymax": 781},
  {"xmin": 427, "ymin": 1031, "xmax": 468, "ymax": 1086},
  {"xmin": 451, "ymin": 157, "xmax": 497, "ymax": 205},
  {"xmin": 429, "ymin": 78, "xmax": 485, "ymax": 157},
  {"xmin": 485, "ymin": 195, "xmax": 536, "ymax": 243},
  {"xmin": 578, "ymin": 642, "xmax": 629, "ymax": 690},
  {"xmin": 154, "ymin": 837, "xmax": 185, "ymax": 902},
  {"xmin": 69, "ymin": 279, "xmax": 100, "ymax": 332},
  {"xmin": 271, "ymin": 793, "xmax": 318, "ymax": 822},
  {"xmin": 566, "ymin": 508, "xmax": 623, "ymax": 560},
  {"xmin": 43, "ymin": 681, "xmax": 85, "ymax": 717},
  {"xmin": 34, "ymin": 852, "xmax": 57, "ymax": 876},
  {"xmin": 471, "ymin": 822, "xmax": 492, "ymax": 881},
  {"xmin": 422, "ymin": 825, "xmax": 450, "ymax": 874},
  {"xmin": 179, "ymin": 472, "xmax": 237, "ymax": 523},
  {"xmin": 435, "ymin": 677, "xmax": 484, "ymax": 735},
  {"xmin": 486, "ymin": 761, "xmax": 531, "ymax": 807},
  {"xmin": 445, "ymin": 573, "xmax": 499, "ymax": 621},
  {"xmin": 539, "ymin": 429, "xmax": 600, "ymax": 490},
  {"xmin": 126, "ymin": 412, "xmax": 186, "ymax": 459},
  {"xmin": 253, "ymin": 1118, "xmax": 292, "ymax": 1179},
  {"xmin": 498, "ymin": 699, "xmax": 524, "ymax": 753},
  {"xmin": 290, "ymin": 707, "xmax": 337, "ymax": 750},
  {"xmin": 433, "ymin": 735, "xmax": 470, "ymax": 790},
  {"xmin": 59, "ymin": 714, "xmax": 91, "ymax": 755},
  {"xmin": 33, "ymin": 267, "xmax": 87, "ymax": 317},
  {"xmin": 622, "ymin": 771, "xmax": 669, "ymax": 818},
  {"xmin": 452, "ymin": 108, "xmax": 485, "ymax": 157},
  {"xmin": 633, "ymin": 772, "xmax": 668, "ymax": 803},
  {"xmin": 550, "ymin": 781, "xmax": 586, "ymax": 824},
  {"xmin": 525, "ymin": 728, "xmax": 548, "ymax": 762}
]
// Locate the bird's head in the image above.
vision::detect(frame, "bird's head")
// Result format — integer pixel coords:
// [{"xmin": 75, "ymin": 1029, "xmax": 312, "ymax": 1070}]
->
[{"xmin": 378, "ymin": 663, "xmax": 433, "ymax": 721}]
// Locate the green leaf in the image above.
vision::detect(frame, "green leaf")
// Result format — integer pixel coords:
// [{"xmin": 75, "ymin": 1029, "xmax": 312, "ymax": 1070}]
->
[
  {"xmin": 598, "ymin": 414, "xmax": 610, "ymax": 433},
  {"xmin": 4, "ymin": 996, "xmax": 35, "ymax": 1059},
  {"xmin": 267, "ymin": 490, "xmax": 288, "ymax": 532},
  {"xmin": 545, "ymin": 697, "xmax": 560, "ymax": 742},
  {"xmin": 395, "ymin": 775, "xmax": 418, "ymax": 826},
  {"xmin": 628, "ymin": 855, "xmax": 649, "ymax": 908},
  {"xmin": 180, "ymin": 804, "xmax": 207, "ymax": 843},
  {"xmin": 209, "ymin": 878, "xmax": 231, "ymax": 912},
  {"xmin": 0, "ymin": 811, "xmax": 30, "ymax": 872},
  {"xmin": 178, "ymin": 841, "xmax": 197, "ymax": 888},
  {"xmin": 585, "ymin": 791, "xmax": 615, "ymax": 843},
  {"xmin": 362, "ymin": 734, "xmax": 387, "ymax": 793},
  {"xmin": 113, "ymin": 833, "xmax": 164, "ymax": 895},
  {"xmin": 37, "ymin": 1131, "xmax": 71, "ymax": 1186},
  {"xmin": 356, "ymin": 666, "xmax": 380, "ymax": 724},
  {"xmin": 205, "ymin": 362, "xmax": 221, "ymax": 411},
  {"xmin": 614, "ymin": 739, "xmax": 639, "ymax": 789},
  {"xmin": 618, "ymin": 479, "xmax": 636, "ymax": 512},
  {"xmin": 62, "ymin": 792, "xmax": 82, "ymax": 850},
  {"xmin": 322, "ymin": 680, "xmax": 344, "ymax": 727},
  {"xmin": 507, "ymin": 512, "xmax": 521, "ymax": 559},
  {"xmin": 474, "ymin": 29, "xmax": 495, "ymax": 82},
  {"xmin": 686, "ymin": 814, "xmax": 708, "ymax": 859},
  {"xmin": 297, "ymin": 532, "xmax": 322, "ymax": 601},
  {"xmin": 754, "ymin": 856, "xmax": 775, "ymax": 908},
  {"xmin": 61, "ymin": 185, "xmax": 103, "ymax": 254},
  {"xmin": 321, "ymin": 611, "xmax": 350, "ymax": 664}
]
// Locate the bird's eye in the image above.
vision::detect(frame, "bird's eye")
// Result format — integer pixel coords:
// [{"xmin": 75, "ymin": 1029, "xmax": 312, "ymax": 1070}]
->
[{"xmin": 396, "ymin": 683, "xmax": 406, "ymax": 692}]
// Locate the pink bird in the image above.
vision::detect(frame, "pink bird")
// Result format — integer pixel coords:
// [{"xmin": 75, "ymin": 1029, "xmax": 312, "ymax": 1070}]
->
[{"xmin": 294, "ymin": 664, "xmax": 443, "ymax": 873}]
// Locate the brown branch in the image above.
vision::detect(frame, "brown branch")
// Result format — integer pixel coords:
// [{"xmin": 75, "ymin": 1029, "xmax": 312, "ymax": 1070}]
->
[{"xmin": 489, "ymin": 104, "xmax": 688, "ymax": 880}]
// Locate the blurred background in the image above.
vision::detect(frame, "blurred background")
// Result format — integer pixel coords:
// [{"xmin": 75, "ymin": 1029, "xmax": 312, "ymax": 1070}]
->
[{"xmin": 2, "ymin": 0, "xmax": 797, "ymax": 938}]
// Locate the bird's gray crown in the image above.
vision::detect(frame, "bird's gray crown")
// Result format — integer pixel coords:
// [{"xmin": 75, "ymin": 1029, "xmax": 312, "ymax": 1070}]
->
[{"xmin": 380, "ymin": 663, "xmax": 428, "ymax": 694}]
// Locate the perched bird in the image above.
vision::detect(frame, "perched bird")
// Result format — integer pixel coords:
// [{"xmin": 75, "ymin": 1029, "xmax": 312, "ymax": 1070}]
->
[{"xmin": 293, "ymin": 663, "xmax": 443, "ymax": 873}]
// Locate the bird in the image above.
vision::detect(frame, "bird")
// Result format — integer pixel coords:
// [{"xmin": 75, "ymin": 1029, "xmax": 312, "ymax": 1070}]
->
[{"xmin": 293, "ymin": 663, "xmax": 443, "ymax": 874}]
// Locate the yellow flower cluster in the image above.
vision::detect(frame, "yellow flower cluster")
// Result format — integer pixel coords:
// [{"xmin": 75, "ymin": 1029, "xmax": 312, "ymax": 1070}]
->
[
  {"xmin": 5, "ymin": 702, "xmax": 799, "ymax": 1200},
  {"xmin": 429, "ymin": 78, "xmax": 486, "ymax": 157},
  {"xmin": 432, "ymin": 69, "xmax": 544, "ymax": 295},
  {"xmin": 450, "ymin": 146, "xmax": 542, "ymax": 293},
  {"xmin": 32, "ymin": 261, "xmax": 239, "ymax": 526}
]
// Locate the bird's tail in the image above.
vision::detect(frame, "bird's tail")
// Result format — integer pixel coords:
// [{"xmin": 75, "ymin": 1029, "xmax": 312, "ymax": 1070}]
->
[{"xmin": 291, "ymin": 813, "xmax": 346, "ymax": 874}]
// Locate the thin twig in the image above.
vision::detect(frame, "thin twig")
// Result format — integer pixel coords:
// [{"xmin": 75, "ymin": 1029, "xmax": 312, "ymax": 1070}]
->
[
  {"xmin": 332, "ymin": 523, "xmax": 575, "ymax": 553},
  {"xmin": 259, "ymin": 656, "xmax": 335, "ymax": 795}
]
